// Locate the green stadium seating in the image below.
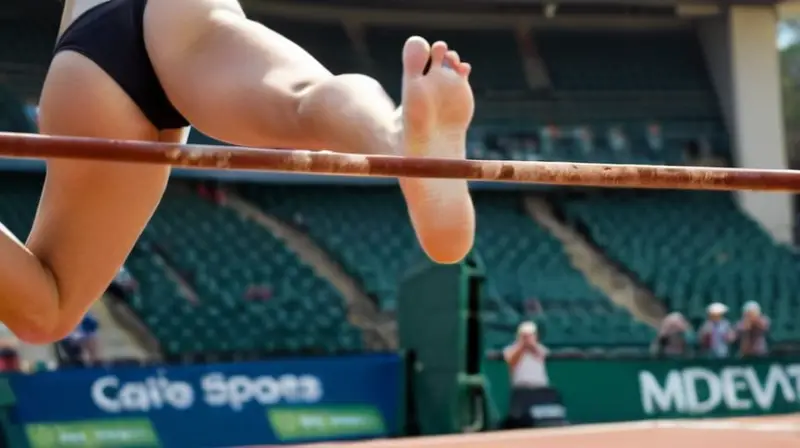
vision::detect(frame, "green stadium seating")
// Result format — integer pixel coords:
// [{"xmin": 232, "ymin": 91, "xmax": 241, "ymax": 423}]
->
[
  {"xmin": 472, "ymin": 29, "xmax": 727, "ymax": 164},
  {"xmin": 240, "ymin": 185, "xmax": 424, "ymax": 312},
  {"xmin": 130, "ymin": 186, "xmax": 363, "ymax": 356},
  {"xmin": 0, "ymin": 174, "xmax": 39, "ymax": 238},
  {"xmin": 0, "ymin": 176, "xmax": 362, "ymax": 356},
  {"xmin": 0, "ymin": 21, "xmax": 53, "ymax": 99},
  {"xmin": 537, "ymin": 30, "xmax": 711, "ymax": 91},
  {"xmin": 472, "ymin": 192, "xmax": 655, "ymax": 349},
  {"xmin": 560, "ymin": 191, "xmax": 800, "ymax": 343},
  {"xmin": 241, "ymin": 185, "xmax": 655, "ymax": 350}
]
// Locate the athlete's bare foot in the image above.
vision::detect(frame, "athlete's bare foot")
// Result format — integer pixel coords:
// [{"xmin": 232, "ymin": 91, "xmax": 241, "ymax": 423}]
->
[{"xmin": 398, "ymin": 36, "xmax": 476, "ymax": 264}]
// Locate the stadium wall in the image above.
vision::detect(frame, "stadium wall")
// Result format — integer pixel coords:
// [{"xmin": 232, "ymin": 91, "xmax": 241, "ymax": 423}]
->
[
  {"xmin": 0, "ymin": 354, "xmax": 405, "ymax": 448},
  {"xmin": 483, "ymin": 355, "xmax": 800, "ymax": 425},
  {"xmin": 699, "ymin": 5, "xmax": 792, "ymax": 243}
]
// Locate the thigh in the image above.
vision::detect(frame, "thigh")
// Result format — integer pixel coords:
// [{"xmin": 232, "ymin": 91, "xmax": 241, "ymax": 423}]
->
[
  {"xmin": 34, "ymin": 51, "xmax": 177, "ymax": 336},
  {"xmin": 143, "ymin": 0, "xmax": 333, "ymax": 146}
]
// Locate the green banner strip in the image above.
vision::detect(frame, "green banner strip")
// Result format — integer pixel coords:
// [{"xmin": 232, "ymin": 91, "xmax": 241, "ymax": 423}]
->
[
  {"xmin": 25, "ymin": 418, "xmax": 159, "ymax": 448},
  {"xmin": 483, "ymin": 356, "xmax": 800, "ymax": 424},
  {"xmin": 268, "ymin": 405, "xmax": 387, "ymax": 441}
]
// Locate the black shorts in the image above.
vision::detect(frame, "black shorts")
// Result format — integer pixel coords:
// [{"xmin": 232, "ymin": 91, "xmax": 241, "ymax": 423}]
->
[{"xmin": 53, "ymin": 0, "xmax": 189, "ymax": 130}]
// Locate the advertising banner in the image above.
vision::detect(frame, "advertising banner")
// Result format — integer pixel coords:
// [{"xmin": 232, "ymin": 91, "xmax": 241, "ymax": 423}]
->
[
  {"xmin": 483, "ymin": 356, "xmax": 800, "ymax": 424},
  {"xmin": 8, "ymin": 353, "xmax": 402, "ymax": 448}
]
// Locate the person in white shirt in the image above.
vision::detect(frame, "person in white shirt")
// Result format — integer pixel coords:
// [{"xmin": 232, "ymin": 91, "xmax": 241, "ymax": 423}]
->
[
  {"xmin": 502, "ymin": 321, "xmax": 565, "ymax": 428},
  {"xmin": 503, "ymin": 321, "xmax": 549, "ymax": 388},
  {"xmin": 699, "ymin": 302, "xmax": 735, "ymax": 358}
]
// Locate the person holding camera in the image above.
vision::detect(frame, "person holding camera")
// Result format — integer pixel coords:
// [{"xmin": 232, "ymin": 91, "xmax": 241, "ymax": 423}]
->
[
  {"xmin": 502, "ymin": 321, "xmax": 566, "ymax": 428},
  {"xmin": 504, "ymin": 321, "xmax": 549, "ymax": 389}
]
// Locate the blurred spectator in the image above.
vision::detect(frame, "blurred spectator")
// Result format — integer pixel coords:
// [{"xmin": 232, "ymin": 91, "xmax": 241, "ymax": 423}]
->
[
  {"xmin": 646, "ymin": 122, "xmax": 663, "ymax": 152},
  {"xmin": 736, "ymin": 301, "xmax": 770, "ymax": 357},
  {"xmin": 503, "ymin": 322, "xmax": 566, "ymax": 429},
  {"xmin": 652, "ymin": 312, "xmax": 693, "ymax": 357},
  {"xmin": 107, "ymin": 265, "xmax": 138, "ymax": 300},
  {"xmin": 699, "ymin": 302, "xmax": 735, "ymax": 358},
  {"xmin": 522, "ymin": 137, "xmax": 539, "ymax": 155},
  {"xmin": 292, "ymin": 212, "xmax": 307, "ymax": 231},
  {"xmin": 25, "ymin": 104, "xmax": 39, "ymax": 129},
  {"xmin": 539, "ymin": 126, "xmax": 560, "ymax": 154},
  {"xmin": 607, "ymin": 126, "xmax": 628, "ymax": 153},
  {"xmin": 698, "ymin": 136, "xmax": 713, "ymax": 157},
  {"xmin": 683, "ymin": 138, "xmax": 715, "ymax": 164},
  {"xmin": 572, "ymin": 126, "xmax": 594, "ymax": 154},
  {"xmin": 55, "ymin": 313, "xmax": 101, "ymax": 367},
  {"xmin": 245, "ymin": 285, "xmax": 273, "ymax": 301},
  {"xmin": 0, "ymin": 322, "xmax": 20, "ymax": 372},
  {"xmin": 504, "ymin": 321, "xmax": 548, "ymax": 388},
  {"xmin": 683, "ymin": 139, "xmax": 700, "ymax": 161},
  {"xmin": 524, "ymin": 298, "xmax": 543, "ymax": 316},
  {"xmin": 197, "ymin": 180, "xmax": 227, "ymax": 204}
]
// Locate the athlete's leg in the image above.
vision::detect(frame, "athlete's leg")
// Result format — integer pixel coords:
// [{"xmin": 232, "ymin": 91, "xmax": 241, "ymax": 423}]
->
[
  {"xmin": 144, "ymin": 0, "xmax": 475, "ymax": 264},
  {"xmin": 0, "ymin": 51, "xmax": 181, "ymax": 343}
]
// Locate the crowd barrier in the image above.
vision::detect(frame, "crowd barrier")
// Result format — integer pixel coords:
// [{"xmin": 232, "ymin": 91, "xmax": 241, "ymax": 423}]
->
[
  {"xmin": 4, "ymin": 353, "xmax": 403, "ymax": 448},
  {"xmin": 483, "ymin": 355, "xmax": 800, "ymax": 424}
]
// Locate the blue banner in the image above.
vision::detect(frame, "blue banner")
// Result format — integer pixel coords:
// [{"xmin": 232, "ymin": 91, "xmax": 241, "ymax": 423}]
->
[{"xmin": 8, "ymin": 354, "xmax": 403, "ymax": 448}]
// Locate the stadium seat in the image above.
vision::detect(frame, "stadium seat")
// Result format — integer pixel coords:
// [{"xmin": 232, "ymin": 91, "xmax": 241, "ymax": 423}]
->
[
  {"xmin": 560, "ymin": 190, "xmax": 800, "ymax": 343},
  {"xmin": 240, "ymin": 185, "xmax": 655, "ymax": 350}
]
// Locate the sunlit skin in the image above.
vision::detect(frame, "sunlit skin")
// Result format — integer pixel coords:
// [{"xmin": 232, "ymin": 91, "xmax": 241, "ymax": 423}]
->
[{"xmin": 0, "ymin": 0, "xmax": 476, "ymax": 343}]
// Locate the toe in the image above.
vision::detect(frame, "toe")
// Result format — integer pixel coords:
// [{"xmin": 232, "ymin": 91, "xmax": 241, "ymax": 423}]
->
[
  {"xmin": 430, "ymin": 41, "xmax": 449, "ymax": 66},
  {"xmin": 403, "ymin": 36, "xmax": 432, "ymax": 77},
  {"xmin": 444, "ymin": 50, "xmax": 461, "ymax": 68},
  {"xmin": 456, "ymin": 62, "xmax": 472, "ymax": 77}
]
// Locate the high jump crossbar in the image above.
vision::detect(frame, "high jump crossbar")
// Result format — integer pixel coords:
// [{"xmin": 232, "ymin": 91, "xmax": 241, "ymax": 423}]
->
[{"xmin": 0, "ymin": 132, "xmax": 797, "ymax": 192}]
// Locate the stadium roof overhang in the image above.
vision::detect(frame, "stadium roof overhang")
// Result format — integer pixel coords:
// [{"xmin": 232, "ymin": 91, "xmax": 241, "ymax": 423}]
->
[
  {"xmin": 259, "ymin": 0, "xmax": 786, "ymax": 6},
  {"xmin": 242, "ymin": 0, "xmax": 786, "ymax": 19}
]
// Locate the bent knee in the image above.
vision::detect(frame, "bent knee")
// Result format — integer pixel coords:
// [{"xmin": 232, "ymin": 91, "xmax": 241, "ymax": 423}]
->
[
  {"xmin": 7, "ymin": 310, "xmax": 79, "ymax": 345},
  {"xmin": 8, "ymin": 317, "xmax": 59, "ymax": 345}
]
